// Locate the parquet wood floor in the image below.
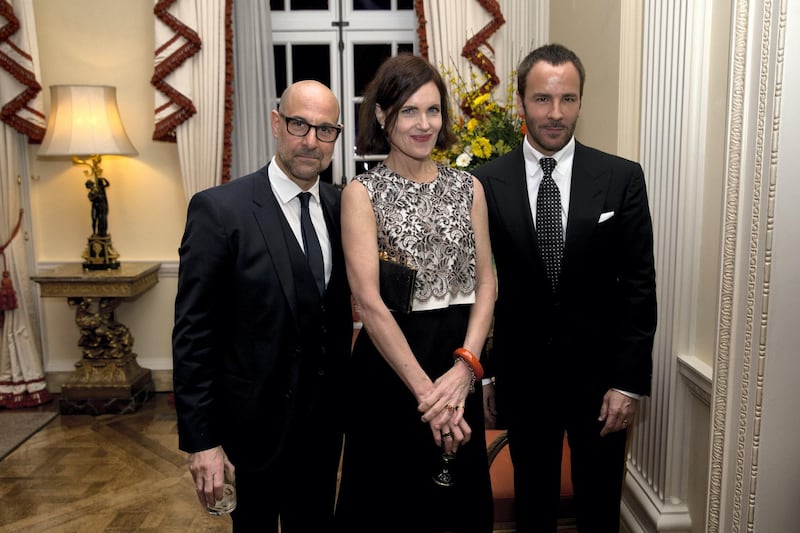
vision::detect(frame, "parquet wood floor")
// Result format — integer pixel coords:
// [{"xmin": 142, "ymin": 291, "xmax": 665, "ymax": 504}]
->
[
  {"xmin": 0, "ymin": 393, "xmax": 230, "ymax": 533},
  {"xmin": 1, "ymin": 392, "xmax": 576, "ymax": 532}
]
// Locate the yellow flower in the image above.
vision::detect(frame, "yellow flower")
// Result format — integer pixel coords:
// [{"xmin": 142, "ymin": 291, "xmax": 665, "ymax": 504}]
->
[
  {"xmin": 433, "ymin": 67, "xmax": 524, "ymax": 171},
  {"xmin": 472, "ymin": 92, "xmax": 490, "ymax": 107},
  {"xmin": 471, "ymin": 137, "xmax": 492, "ymax": 159}
]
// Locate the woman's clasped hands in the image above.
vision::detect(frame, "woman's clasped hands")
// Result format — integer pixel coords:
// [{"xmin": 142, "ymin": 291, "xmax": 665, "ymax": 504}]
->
[{"xmin": 417, "ymin": 359, "xmax": 475, "ymax": 454}]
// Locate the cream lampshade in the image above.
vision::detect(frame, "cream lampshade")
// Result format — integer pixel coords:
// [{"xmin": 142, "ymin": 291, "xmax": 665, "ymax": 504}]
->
[{"xmin": 38, "ymin": 85, "xmax": 137, "ymax": 270}]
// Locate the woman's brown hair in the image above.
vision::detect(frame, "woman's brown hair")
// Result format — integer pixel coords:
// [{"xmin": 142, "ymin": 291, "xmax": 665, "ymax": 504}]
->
[{"xmin": 356, "ymin": 53, "xmax": 456, "ymax": 155}]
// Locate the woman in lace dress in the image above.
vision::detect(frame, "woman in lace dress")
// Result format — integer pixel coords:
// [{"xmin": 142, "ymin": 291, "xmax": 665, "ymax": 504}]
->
[{"xmin": 335, "ymin": 54, "xmax": 495, "ymax": 532}]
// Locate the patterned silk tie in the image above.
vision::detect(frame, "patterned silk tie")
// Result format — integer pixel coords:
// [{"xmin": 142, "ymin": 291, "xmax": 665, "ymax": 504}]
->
[
  {"xmin": 536, "ymin": 157, "xmax": 563, "ymax": 292},
  {"xmin": 298, "ymin": 192, "xmax": 325, "ymax": 295}
]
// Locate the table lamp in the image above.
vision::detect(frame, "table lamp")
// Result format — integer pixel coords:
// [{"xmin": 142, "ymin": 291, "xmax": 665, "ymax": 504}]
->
[{"xmin": 38, "ymin": 85, "xmax": 137, "ymax": 270}]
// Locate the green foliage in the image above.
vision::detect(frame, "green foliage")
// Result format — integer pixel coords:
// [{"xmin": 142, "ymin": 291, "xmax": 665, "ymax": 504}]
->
[{"xmin": 433, "ymin": 68, "xmax": 525, "ymax": 171}]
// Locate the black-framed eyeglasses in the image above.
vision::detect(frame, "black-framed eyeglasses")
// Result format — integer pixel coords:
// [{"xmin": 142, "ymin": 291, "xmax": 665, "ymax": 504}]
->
[{"xmin": 278, "ymin": 112, "xmax": 343, "ymax": 143}]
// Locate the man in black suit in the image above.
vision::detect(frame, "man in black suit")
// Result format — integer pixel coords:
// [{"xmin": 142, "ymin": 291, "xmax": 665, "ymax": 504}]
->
[
  {"xmin": 172, "ymin": 80, "xmax": 352, "ymax": 532},
  {"xmin": 473, "ymin": 44, "xmax": 657, "ymax": 532}
]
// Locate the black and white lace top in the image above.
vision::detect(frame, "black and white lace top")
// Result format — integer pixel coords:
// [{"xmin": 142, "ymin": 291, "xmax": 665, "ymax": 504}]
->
[{"xmin": 354, "ymin": 163, "xmax": 477, "ymax": 311}]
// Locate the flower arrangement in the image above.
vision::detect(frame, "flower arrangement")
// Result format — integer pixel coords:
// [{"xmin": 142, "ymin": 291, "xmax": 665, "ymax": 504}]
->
[{"xmin": 433, "ymin": 68, "xmax": 525, "ymax": 171}]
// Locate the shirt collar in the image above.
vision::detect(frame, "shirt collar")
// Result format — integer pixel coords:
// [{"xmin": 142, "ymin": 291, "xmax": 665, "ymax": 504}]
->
[
  {"xmin": 268, "ymin": 156, "xmax": 321, "ymax": 205},
  {"xmin": 522, "ymin": 135, "xmax": 576, "ymax": 173}
]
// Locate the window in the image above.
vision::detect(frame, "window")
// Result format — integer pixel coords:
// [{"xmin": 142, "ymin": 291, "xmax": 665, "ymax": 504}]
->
[{"xmin": 271, "ymin": 1, "xmax": 417, "ymax": 184}]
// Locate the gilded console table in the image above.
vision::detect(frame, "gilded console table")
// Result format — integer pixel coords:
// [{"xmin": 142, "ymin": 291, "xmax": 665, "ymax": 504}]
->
[{"xmin": 32, "ymin": 262, "xmax": 160, "ymax": 415}]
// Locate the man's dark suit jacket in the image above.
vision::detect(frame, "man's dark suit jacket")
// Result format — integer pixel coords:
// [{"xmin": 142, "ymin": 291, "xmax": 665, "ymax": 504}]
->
[
  {"xmin": 473, "ymin": 141, "xmax": 656, "ymax": 425},
  {"xmin": 172, "ymin": 165, "xmax": 352, "ymax": 473}
]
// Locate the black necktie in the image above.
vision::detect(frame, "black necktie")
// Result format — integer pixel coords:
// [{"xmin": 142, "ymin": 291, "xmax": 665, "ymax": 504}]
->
[
  {"xmin": 536, "ymin": 157, "xmax": 562, "ymax": 292},
  {"xmin": 298, "ymin": 192, "xmax": 325, "ymax": 295}
]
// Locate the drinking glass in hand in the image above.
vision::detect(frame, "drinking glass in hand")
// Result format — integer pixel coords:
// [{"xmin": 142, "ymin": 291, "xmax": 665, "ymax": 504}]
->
[
  {"xmin": 433, "ymin": 441, "xmax": 456, "ymax": 487},
  {"xmin": 207, "ymin": 467, "xmax": 237, "ymax": 515}
]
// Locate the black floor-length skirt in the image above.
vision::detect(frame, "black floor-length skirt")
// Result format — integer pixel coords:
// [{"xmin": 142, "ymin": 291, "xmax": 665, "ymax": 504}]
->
[{"xmin": 335, "ymin": 305, "xmax": 493, "ymax": 533}]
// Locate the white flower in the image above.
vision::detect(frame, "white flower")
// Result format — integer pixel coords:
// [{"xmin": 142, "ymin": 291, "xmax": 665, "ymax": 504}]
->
[{"xmin": 455, "ymin": 152, "xmax": 472, "ymax": 168}]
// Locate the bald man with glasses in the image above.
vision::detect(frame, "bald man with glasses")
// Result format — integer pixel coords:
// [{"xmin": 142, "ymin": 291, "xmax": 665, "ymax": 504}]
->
[{"xmin": 173, "ymin": 80, "xmax": 352, "ymax": 532}]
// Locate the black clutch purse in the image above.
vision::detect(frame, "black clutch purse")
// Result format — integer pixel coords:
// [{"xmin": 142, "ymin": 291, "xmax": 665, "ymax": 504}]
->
[{"xmin": 379, "ymin": 252, "xmax": 417, "ymax": 314}]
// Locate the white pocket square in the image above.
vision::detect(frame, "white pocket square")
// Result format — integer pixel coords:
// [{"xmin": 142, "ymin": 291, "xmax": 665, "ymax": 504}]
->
[{"xmin": 598, "ymin": 211, "xmax": 615, "ymax": 223}]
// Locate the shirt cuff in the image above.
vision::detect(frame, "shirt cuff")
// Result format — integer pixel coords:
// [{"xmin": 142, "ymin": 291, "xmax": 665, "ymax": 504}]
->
[
  {"xmin": 481, "ymin": 377, "xmax": 494, "ymax": 386},
  {"xmin": 613, "ymin": 388, "xmax": 642, "ymax": 400}
]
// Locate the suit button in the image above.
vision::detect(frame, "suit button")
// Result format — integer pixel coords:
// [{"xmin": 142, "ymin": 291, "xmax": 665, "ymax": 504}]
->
[
  {"xmin": 317, "ymin": 368, "xmax": 325, "ymax": 376},
  {"xmin": 285, "ymin": 388, "xmax": 294, "ymax": 399},
  {"xmin": 294, "ymin": 347, "xmax": 302, "ymax": 358},
  {"xmin": 320, "ymin": 346, "xmax": 327, "ymax": 356}
]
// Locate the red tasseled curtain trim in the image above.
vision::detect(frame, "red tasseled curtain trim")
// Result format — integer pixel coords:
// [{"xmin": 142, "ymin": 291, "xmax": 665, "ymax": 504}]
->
[
  {"xmin": 414, "ymin": 0, "xmax": 505, "ymax": 110},
  {"xmin": 0, "ymin": 1, "xmax": 45, "ymax": 141},
  {"xmin": 414, "ymin": 0, "xmax": 428, "ymax": 60},
  {"xmin": 151, "ymin": 0, "xmax": 233, "ymax": 183},
  {"xmin": 0, "ymin": 379, "xmax": 53, "ymax": 409},
  {"xmin": 221, "ymin": 0, "xmax": 233, "ymax": 184},
  {"xmin": 151, "ymin": 0, "xmax": 200, "ymax": 142},
  {"xmin": 460, "ymin": 0, "xmax": 505, "ymax": 117},
  {"xmin": 462, "ymin": 0, "xmax": 505, "ymax": 93}
]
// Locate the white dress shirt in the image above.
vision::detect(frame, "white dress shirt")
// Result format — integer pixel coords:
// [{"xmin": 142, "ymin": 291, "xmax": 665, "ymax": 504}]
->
[{"xmin": 267, "ymin": 157, "xmax": 332, "ymax": 286}]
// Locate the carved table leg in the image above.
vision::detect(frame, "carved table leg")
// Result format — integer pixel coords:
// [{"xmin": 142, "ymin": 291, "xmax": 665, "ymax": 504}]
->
[{"xmin": 59, "ymin": 297, "xmax": 154, "ymax": 415}]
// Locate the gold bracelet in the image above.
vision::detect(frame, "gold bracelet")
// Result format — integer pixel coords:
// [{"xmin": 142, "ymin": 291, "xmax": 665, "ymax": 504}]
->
[{"xmin": 454, "ymin": 357, "xmax": 476, "ymax": 393}]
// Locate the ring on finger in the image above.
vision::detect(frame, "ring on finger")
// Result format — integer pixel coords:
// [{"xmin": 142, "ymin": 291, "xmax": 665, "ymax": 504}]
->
[
  {"xmin": 441, "ymin": 431, "xmax": 454, "ymax": 439},
  {"xmin": 445, "ymin": 404, "xmax": 454, "ymax": 412}
]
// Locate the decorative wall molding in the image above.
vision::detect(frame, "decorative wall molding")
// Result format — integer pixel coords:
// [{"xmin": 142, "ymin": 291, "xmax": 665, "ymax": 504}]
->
[
  {"xmin": 678, "ymin": 355, "xmax": 712, "ymax": 406},
  {"xmin": 623, "ymin": 0, "xmax": 717, "ymax": 530},
  {"xmin": 708, "ymin": 1, "xmax": 788, "ymax": 531},
  {"xmin": 622, "ymin": 355, "xmax": 712, "ymax": 532},
  {"xmin": 617, "ymin": 0, "xmax": 642, "ymax": 161}
]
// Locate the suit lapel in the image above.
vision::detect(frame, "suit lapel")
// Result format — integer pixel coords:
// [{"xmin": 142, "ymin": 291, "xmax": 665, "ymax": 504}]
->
[
  {"xmin": 563, "ymin": 142, "xmax": 610, "ymax": 271},
  {"xmin": 250, "ymin": 167, "xmax": 300, "ymax": 321},
  {"xmin": 489, "ymin": 149, "xmax": 541, "ymax": 265}
]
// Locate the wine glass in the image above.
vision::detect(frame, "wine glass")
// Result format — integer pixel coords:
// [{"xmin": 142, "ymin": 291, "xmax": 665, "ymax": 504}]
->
[{"xmin": 432, "ymin": 443, "xmax": 456, "ymax": 487}]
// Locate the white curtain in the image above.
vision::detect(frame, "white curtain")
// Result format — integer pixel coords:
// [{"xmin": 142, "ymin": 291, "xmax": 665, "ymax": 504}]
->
[
  {"xmin": 230, "ymin": 0, "xmax": 276, "ymax": 178},
  {"xmin": 153, "ymin": 0, "xmax": 227, "ymax": 202},
  {"xmin": 421, "ymin": 0, "xmax": 548, "ymax": 102},
  {"xmin": 422, "ymin": 0, "xmax": 496, "ymax": 84},
  {"xmin": 493, "ymin": 0, "xmax": 548, "ymax": 91},
  {"xmin": 0, "ymin": 0, "xmax": 51, "ymax": 407}
]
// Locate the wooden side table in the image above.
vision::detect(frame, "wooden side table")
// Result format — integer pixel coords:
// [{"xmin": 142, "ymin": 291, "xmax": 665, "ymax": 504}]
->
[{"xmin": 32, "ymin": 262, "xmax": 161, "ymax": 415}]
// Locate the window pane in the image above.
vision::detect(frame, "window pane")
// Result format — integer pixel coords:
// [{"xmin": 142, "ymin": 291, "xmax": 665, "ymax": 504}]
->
[
  {"xmin": 352, "ymin": 0, "xmax": 413, "ymax": 10},
  {"xmin": 273, "ymin": 45, "xmax": 288, "ymax": 95},
  {"xmin": 293, "ymin": 45, "xmax": 331, "ymax": 87},
  {"xmin": 398, "ymin": 42, "xmax": 413, "ymax": 54},
  {"xmin": 353, "ymin": 0, "xmax": 389, "ymax": 9},
  {"xmin": 290, "ymin": 0, "xmax": 329, "ymax": 9},
  {"xmin": 270, "ymin": 0, "xmax": 284, "ymax": 10},
  {"xmin": 353, "ymin": 44, "xmax": 392, "ymax": 95},
  {"xmin": 354, "ymin": 101, "xmax": 362, "ymax": 148},
  {"xmin": 353, "ymin": 159, "xmax": 382, "ymax": 178}
]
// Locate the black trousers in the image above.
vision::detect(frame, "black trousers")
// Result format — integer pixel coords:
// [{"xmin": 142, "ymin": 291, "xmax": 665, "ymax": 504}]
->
[
  {"xmin": 507, "ymin": 400, "xmax": 628, "ymax": 533},
  {"xmin": 230, "ymin": 431, "xmax": 342, "ymax": 533}
]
